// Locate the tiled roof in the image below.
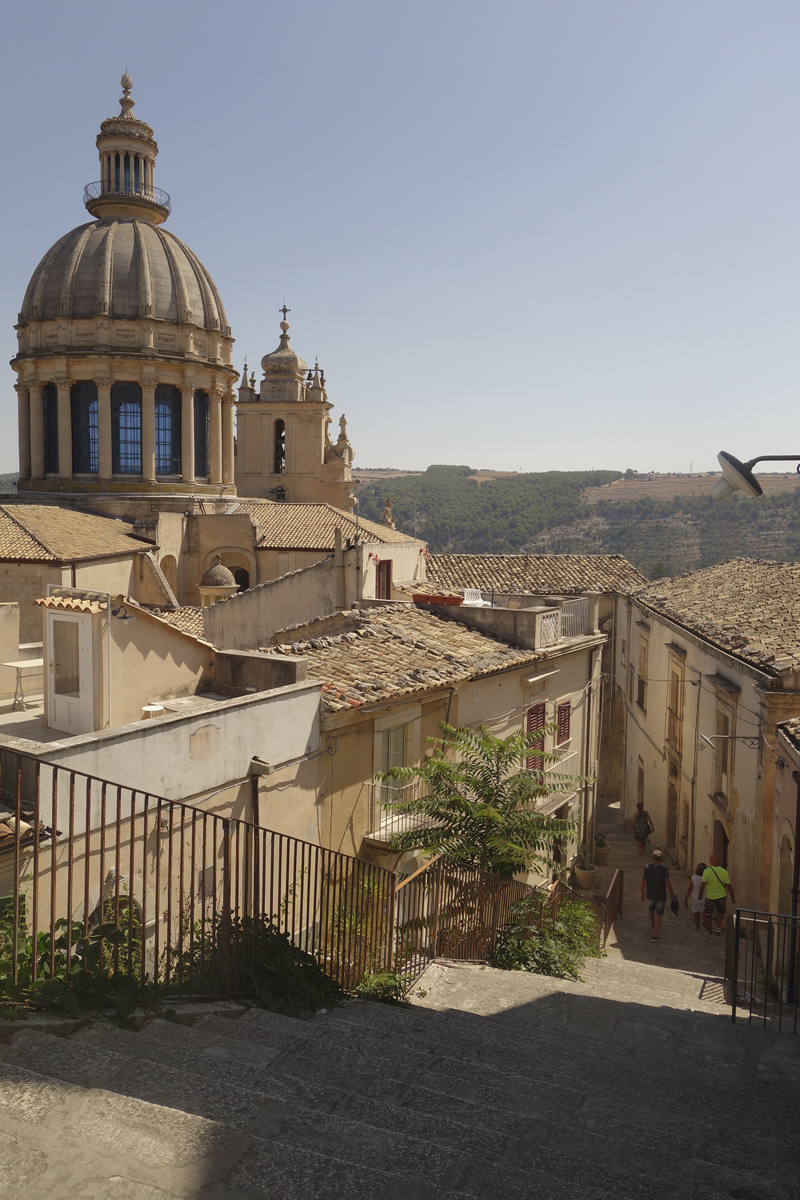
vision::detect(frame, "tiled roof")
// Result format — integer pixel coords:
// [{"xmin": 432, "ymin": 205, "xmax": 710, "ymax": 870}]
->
[
  {"xmin": 426, "ymin": 553, "xmax": 646, "ymax": 596},
  {"xmin": 778, "ymin": 717, "xmax": 800, "ymax": 751},
  {"xmin": 637, "ymin": 559, "xmax": 800, "ymax": 677},
  {"xmin": 158, "ymin": 606, "xmax": 205, "ymax": 639},
  {"xmin": 269, "ymin": 604, "xmax": 545, "ymax": 712},
  {"xmin": 0, "ymin": 506, "xmax": 152, "ymax": 562},
  {"xmin": 230, "ymin": 500, "xmax": 417, "ymax": 549}
]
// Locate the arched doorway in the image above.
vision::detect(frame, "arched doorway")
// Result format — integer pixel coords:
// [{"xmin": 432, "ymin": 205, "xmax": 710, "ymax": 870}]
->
[
  {"xmin": 160, "ymin": 554, "xmax": 178, "ymax": 598},
  {"xmin": 713, "ymin": 819, "xmax": 729, "ymax": 868},
  {"xmin": 779, "ymin": 834, "xmax": 793, "ymax": 915},
  {"xmin": 232, "ymin": 567, "xmax": 249, "ymax": 592}
]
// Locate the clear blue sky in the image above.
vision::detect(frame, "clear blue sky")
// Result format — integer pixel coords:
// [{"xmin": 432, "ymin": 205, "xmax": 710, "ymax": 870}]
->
[{"xmin": 2, "ymin": 1, "xmax": 799, "ymax": 474}]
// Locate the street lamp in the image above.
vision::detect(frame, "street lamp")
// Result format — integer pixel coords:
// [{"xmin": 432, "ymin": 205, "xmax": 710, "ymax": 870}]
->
[{"xmin": 710, "ymin": 451, "xmax": 800, "ymax": 499}]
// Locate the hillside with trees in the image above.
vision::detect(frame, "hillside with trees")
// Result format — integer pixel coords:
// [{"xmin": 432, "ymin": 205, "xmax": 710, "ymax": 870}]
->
[
  {"xmin": 357, "ymin": 465, "xmax": 800, "ymax": 578},
  {"xmin": 356, "ymin": 466, "xmax": 622, "ymax": 554}
]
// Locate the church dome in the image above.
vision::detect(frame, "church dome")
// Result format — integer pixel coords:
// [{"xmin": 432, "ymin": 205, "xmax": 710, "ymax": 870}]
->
[
  {"xmin": 200, "ymin": 556, "xmax": 236, "ymax": 588},
  {"xmin": 20, "ymin": 218, "xmax": 228, "ymax": 331}
]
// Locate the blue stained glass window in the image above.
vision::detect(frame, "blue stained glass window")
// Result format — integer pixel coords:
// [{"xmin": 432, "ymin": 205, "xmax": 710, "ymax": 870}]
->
[
  {"xmin": 111, "ymin": 382, "xmax": 142, "ymax": 475},
  {"xmin": 155, "ymin": 384, "xmax": 182, "ymax": 476}
]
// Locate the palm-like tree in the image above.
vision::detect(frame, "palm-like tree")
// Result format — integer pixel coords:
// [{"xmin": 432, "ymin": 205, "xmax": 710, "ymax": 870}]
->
[{"xmin": 379, "ymin": 722, "xmax": 586, "ymax": 878}]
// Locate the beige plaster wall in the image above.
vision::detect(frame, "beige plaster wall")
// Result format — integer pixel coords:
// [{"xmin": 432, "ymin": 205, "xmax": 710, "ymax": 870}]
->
[{"xmin": 107, "ymin": 613, "xmax": 214, "ymax": 727}]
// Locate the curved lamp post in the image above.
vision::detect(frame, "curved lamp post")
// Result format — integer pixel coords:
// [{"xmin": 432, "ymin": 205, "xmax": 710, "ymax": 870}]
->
[{"xmin": 710, "ymin": 451, "xmax": 800, "ymax": 499}]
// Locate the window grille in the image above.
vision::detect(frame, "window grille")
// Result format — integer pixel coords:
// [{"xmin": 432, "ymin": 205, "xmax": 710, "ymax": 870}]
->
[
  {"xmin": 155, "ymin": 385, "xmax": 181, "ymax": 476},
  {"xmin": 70, "ymin": 382, "xmax": 98, "ymax": 474},
  {"xmin": 111, "ymin": 382, "xmax": 142, "ymax": 475}
]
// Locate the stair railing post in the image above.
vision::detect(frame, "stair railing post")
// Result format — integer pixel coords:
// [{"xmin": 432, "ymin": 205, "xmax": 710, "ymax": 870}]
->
[
  {"xmin": 221, "ymin": 819, "xmax": 232, "ymax": 998},
  {"xmin": 731, "ymin": 908, "xmax": 740, "ymax": 1024}
]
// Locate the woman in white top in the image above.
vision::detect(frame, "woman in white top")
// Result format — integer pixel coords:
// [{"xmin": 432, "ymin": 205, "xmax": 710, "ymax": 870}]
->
[{"xmin": 684, "ymin": 862, "xmax": 707, "ymax": 930}]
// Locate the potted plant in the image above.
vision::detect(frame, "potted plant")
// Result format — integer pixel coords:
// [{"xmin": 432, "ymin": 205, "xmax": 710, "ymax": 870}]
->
[
  {"xmin": 594, "ymin": 830, "xmax": 611, "ymax": 867},
  {"xmin": 572, "ymin": 843, "xmax": 597, "ymax": 890}
]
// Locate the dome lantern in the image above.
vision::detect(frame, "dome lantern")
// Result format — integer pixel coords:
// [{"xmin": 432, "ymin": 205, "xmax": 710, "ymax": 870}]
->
[{"xmin": 83, "ymin": 73, "xmax": 171, "ymax": 225}]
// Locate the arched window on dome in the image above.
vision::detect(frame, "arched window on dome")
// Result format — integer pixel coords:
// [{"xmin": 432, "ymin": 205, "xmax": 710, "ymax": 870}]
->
[
  {"xmin": 194, "ymin": 390, "xmax": 210, "ymax": 479},
  {"xmin": 155, "ymin": 384, "xmax": 182, "ymax": 477},
  {"xmin": 70, "ymin": 382, "xmax": 98, "ymax": 475},
  {"xmin": 42, "ymin": 383, "xmax": 59, "ymax": 475},
  {"xmin": 274, "ymin": 419, "xmax": 286, "ymax": 475},
  {"xmin": 111, "ymin": 382, "xmax": 142, "ymax": 475}
]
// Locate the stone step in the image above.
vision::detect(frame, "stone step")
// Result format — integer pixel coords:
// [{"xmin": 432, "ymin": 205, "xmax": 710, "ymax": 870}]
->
[{"xmin": 0, "ymin": 1047, "xmax": 476, "ymax": 1200}]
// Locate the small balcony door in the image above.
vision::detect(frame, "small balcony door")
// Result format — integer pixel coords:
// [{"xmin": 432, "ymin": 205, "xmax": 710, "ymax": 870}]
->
[{"xmin": 47, "ymin": 612, "xmax": 93, "ymax": 734}]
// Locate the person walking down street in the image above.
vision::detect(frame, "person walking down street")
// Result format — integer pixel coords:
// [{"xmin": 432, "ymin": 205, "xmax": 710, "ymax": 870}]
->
[
  {"xmin": 640, "ymin": 849, "xmax": 675, "ymax": 941},
  {"xmin": 633, "ymin": 801, "xmax": 654, "ymax": 854},
  {"xmin": 699, "ymin": 854, "xmax": 736, "ymax": 936},
  {"xmin": 684, "ymin": 862, "xmax": 707, "ymax": 931}
]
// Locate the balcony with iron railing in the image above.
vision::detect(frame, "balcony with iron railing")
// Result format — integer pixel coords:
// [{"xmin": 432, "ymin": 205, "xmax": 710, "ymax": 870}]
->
[
  {"xmin": 83, "ymin": 179, "xmax": 172, "ymax": 216},
  {"xmin": 366, "ymin": 748, "xmax": 583, "ymax": 843}
]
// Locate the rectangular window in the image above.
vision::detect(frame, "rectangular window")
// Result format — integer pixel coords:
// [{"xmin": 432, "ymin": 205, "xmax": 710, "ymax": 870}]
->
[
  {"xmin": 526, "ymin": 702, "xmax": 546, "ymax": 771},
  {"xmin": 42, "ymin": 383, "xmax": 59, "ymax": 474},
  {"xmin": 378, "ymin": 723, "xmax": 414, "ymax": 802},
  {"xmin": 628, "ymin": 663, "xmax": 635, "ymax": 704},
  {"xmin": 556, "ymin": 702, "xmax": 571, "ymax": 746},
  {"xmin": 70, "ymin": 381, "xmax": 98, "ymax": 474},
  {"xmin": 194, "ymin": 390, "xmax": 210, "ymax": 478},
  {"xmin": 376, "ymin": 560, "xmax": 392, "ymax": 600},
  {"xmin": 637, "ymin": 638, "xmax": 648, "ymax": 711},
  {"xmin": 714, "ymin": 709, "xmax": 731, "ymax": 797},
  {"xmin": 666, "ymin": 667, "xmax": 684, "ymax": 750},
  {"xmin": 111, "ymin": 382, "xmax": 142, "ymax": 475},
  {"xmin": 637, "ymin": 764, "xmax": 644, "ymax": 807},
  {"xmin": 155, "ymin": 384, "xmax": 182, "ymax": 476}
]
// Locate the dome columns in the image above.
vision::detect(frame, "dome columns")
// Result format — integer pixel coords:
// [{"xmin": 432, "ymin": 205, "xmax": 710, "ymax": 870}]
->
[
  {"xmin": 96, "ymin": 382, "xmax": 113, "ymax": 480},
  {"xmin": 209, "ymin": 389, "xmax": 223, "ymax": 484},
  {"xmin": 141, "ymin": 382, "xmax": 157, "ymax": 484},
  {"xmin": 222, "ymin": 392, "xmax": 235, "ymax": 485},
  {"xmin": 16, "ymin": 384, "xmax": 31, "ymax": 482},
  {"xmin": 56, "ymin": 379, "xmax": 72, "ymax": 480},
  {"xmin": 181, "ymin": 386, "xmax": 195, "ymax": 486}
]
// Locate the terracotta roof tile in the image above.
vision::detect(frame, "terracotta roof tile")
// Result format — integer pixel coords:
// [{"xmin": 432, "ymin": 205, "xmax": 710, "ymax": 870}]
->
[
  {"xmin": 425, "ymin": 553, "xmax": 646, "ymax": 595},
  {"xmin": 268, "ymin": 604, "xmax": 547, "ymax": 712},
  {"xmin": 158, "ymin": 606, "xmax": 205, "ymax": 639},
  {"xmin": 230, "ymin": 500, "xmax": 417, "ymax": 549},
  {"xmin": 637, "ymin": 559, "xmax": 800, "ymax": 677},
  {"xmin": 0, "ymin": 505, "xmax": 152, "ymax": 562}
]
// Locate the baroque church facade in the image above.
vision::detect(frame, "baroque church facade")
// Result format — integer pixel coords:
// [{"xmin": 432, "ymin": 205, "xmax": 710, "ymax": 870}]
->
[{"xmin": 10, "ymin": 75, "xmax": 355, "ymax": 517}]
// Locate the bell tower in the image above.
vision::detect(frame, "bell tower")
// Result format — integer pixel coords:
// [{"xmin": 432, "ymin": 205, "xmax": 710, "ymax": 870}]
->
[{"xmin": 234, "ymin": 312, "xmax": 355, "ymax": 511}]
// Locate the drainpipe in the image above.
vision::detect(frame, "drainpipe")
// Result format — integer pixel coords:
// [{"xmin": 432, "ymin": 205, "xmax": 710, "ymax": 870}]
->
[{"xmin": 787, "ymin": 770, "xmax": 800, "ymax": 1004}]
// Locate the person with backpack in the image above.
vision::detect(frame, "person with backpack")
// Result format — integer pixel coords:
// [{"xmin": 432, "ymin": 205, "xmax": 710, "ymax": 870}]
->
[
  {"xmin": 633, "ymin": 800, "xmax": 654, "ymax": 854},
  {"xmin": 640, "ymin": 849, "xmax": 676, "ymax": 941},
  {"xmin": 699, "ymin": 854, "xmax": 736, "ymax": 935}
]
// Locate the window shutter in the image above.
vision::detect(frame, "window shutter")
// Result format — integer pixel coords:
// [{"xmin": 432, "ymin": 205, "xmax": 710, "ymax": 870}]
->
[
  {"xmin": 526, "ymin": 703, "xmax": 546, "ymax": 770},
  {"xmin": 557, "ymin": 702, "xmax": 571, "ymax": 746}
]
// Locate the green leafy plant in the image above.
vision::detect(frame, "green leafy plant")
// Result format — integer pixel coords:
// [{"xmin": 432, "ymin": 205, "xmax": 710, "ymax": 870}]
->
[
  {"xmin": 490, "ymin": 896, "xmax": 603, "ymax": 980},
  {"xmin": 355, "ymin": 969, "xmax": 409, "ymax": 1007},
  {"xmin": 379, "ymin": 723, "xmax": 585, "ymax": 878}
]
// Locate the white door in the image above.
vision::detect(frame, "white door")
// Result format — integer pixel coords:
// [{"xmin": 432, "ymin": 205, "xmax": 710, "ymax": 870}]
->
[{"xmin": 47, "ymin": 612, "xmax": 94, "ymax": 734}]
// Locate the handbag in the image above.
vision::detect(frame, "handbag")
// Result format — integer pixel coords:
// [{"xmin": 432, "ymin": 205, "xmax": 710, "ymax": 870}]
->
[{"xmin": 670, "ymin": 895, "xmax": 680, "ymax": 915}]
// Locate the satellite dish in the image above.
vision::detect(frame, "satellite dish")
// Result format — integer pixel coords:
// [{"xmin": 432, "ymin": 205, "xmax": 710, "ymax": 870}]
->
[{"xmin": 709, "ymin": 451, "xmax": 763, "ymax": 500}]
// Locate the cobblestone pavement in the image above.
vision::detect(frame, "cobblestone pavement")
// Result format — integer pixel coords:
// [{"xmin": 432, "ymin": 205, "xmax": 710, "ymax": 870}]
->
[{"xmin": 0, "ymin": 810, "xmax": 797, "ymax": 1199}]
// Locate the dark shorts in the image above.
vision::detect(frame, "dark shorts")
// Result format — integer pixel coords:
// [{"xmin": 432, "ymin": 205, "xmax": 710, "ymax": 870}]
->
[
  {"xmin": 648, "ymin": 899, "xmax": 665, "ymax": 916},
  {"xmin": 704, "ymin": 896, "xmax": 727, "ymax": 916}
]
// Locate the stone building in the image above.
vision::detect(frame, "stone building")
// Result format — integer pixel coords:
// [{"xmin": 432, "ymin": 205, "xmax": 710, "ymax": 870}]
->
[
  {"xmin": 615, "ymin": 559, "xmax": 800, "ymax": 911},
  {"xmin": 12, "ymin": 75, "xmax": 237, "ymax": 506}
]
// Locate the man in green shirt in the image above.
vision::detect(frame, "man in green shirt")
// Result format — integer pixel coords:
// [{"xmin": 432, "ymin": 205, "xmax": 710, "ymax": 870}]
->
[{"xmin": 699, "ymin": 853, "xmax": 736, "ymax": 935}]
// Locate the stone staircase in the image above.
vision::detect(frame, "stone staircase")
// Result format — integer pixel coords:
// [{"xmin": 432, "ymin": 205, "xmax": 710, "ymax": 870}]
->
[{"xmin": 0, "ymin": 943, "xmax": 799, "ymax": 1200}]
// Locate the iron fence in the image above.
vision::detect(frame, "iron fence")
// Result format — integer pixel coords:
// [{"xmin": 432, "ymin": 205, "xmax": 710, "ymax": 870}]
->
[
  {"xmin": 560, "ymin": 598, "xmax": 590, "ymax": 639},
  {"xmin": 0, "ymin": 750, "xmax": 394, "ymax": 1001},
  {"xmin": 727, "ymin": 908, "xmax": 800, "ymax": 1033},
  {"xmin": 366, "ymin": 778, "xmax": 432, "ymax": 844}
]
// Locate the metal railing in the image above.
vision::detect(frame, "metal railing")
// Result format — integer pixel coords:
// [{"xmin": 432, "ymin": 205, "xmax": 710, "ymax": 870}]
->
[
  {"xmin": 393, "ymin": 855, "xmax": 548, "ymax": 984},
  {"xmin": 366, "ymin": 778, "xmax": 432, "ymax": 844},
  {"xmin": 727, "ymin": 908, "xmax": 800, "ymax": 1033},
  {"xmin": 0, "ymin": 750, "xmax": 394, "ymax": 1001},
  {"xmin": 560, "ymin": 598, "xmax": 590, "ymax": 639},
  {"xmin": 598, "ymin": 868, "xmax": 624, "ymax": 944},
  {"xmin": 83, "ymin": 180, "xmax": 172, "ymax": 214}
]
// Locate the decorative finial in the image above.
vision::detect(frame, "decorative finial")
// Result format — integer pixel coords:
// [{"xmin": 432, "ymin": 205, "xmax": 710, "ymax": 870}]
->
[
  {"xmin": 120, "ymin": 71, "xmax": 134, "ymax": 118},
  {"xmin": 279, "ymin": 303, "xmax": 290, "ymax": 333}
]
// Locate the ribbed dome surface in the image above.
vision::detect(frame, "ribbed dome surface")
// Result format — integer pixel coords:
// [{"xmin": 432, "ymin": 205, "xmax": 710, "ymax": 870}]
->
[{"xmin": 21, "ymin": 218, "xmax": 228, "ymax": 332}]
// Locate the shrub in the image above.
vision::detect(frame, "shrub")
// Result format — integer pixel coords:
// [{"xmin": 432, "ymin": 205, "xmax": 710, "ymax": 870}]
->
[
  {"xmin": 490, "ymin": 897, "xmax": 603, "ymax": 980},
  {"xmin": 355, "ymin": 969, "xmax": 409, "ymax": 1007}
]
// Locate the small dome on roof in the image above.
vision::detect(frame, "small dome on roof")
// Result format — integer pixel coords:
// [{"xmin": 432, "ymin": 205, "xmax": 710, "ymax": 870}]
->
[{"xmin": 200, "ymin": 556, "xmax": 236, "ymax": 588}]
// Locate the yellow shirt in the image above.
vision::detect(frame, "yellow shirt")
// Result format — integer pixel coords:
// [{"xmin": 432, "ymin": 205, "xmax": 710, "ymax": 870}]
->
[{"xmin": 703, "ymin": 865, "xmax": 730, "ymax": 900}]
